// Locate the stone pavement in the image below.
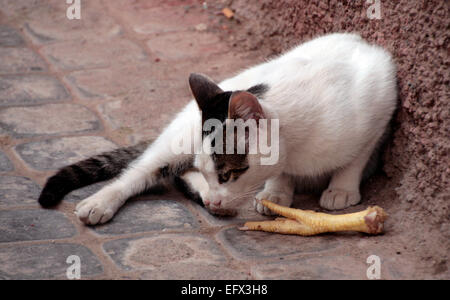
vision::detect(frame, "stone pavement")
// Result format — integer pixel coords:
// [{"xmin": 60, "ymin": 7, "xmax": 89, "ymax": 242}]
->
[{"xmin": 0, "ymin": 0, "xmax": 421, "ymax": 280}]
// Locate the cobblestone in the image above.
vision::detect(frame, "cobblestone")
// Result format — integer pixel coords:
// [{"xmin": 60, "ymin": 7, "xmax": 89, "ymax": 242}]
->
[
  {"xmin": 217, "ymin": 227, "xmax": 339, "ymax": 261},
  {"xmin": 0, "ymin": 74, "xmax": 69, "ymax": 106},
  {"xmin": 0, "ymin": 103, "xmax": 100, "ymax": 137},
  {"xmin": 41, "ymin": 39, "xmax": 148, "ymax": 72},
  {"xmin": 0, "ymin": 209, "xmax": 76, "ymax": 242},
  {"xmin": 64, "ymin": 182, "xmax": 108, "ymax": 203},
  {"xmin": 91, "ymin": 199, "xmax": 198, "ymax": 236},
  {"xmin": 0, "ymin": 243, "xmax": 103, "ymax": 279},
  {"xmin": 107, "ymin": 1, "xmax": 207, "ymax": 36},
  {"xmin": 0, "ymin": 152, "xmax": 14, "ymax": 172},
  {"xmin": 5, "ymin": 1, "xmax": 122, "ymax": 45},
  {"xmin": 102, "ymin": 233, "xmax": 249, "ymax": 279},
  {"xmin": 0, "ymin": 25, "xmax": 24, "ymax": 47},
  {"xmin": 15, "ymin": 136, "xmax": 116, "ymax": 170},
  {"xmin": 0, "ymin": 48, "xmax": 47, "ymax": 74},
  {"xmin": 0, "ymin": 176, "xmax": 40, "ymax": 206}
]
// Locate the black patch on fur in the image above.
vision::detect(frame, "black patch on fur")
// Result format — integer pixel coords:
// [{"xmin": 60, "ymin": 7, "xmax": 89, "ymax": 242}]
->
[
  {"xmin": 247, "ymin": 83, "xmax": 269, "ymax": 98},
  {"xmin": 201, "ymin": 91, "xmax": 232, "ymax": 137},
  {"xmin": 158, "ymin": 164, "xmax": 171, "ymax": 178},
  {"xmin": 38, "ymin": 141, "xmax": 151, "ymax": 207},
  {"xmin": 207, "ymin": 123, "xmax": 249, "ymax": 184},
  {"xmin": 155, "ymin": 156, "xmax": 195, "ymax": 180}
]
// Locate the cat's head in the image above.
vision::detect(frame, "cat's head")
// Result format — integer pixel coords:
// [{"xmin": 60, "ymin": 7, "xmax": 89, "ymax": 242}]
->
[{"xmin": 189, "ymin": 73, "xmax": 284, "ymax": 215}]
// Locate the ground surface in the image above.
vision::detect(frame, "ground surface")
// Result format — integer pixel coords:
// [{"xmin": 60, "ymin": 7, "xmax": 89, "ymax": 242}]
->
[{"xmin": 0, "ymin": 0, "xmax": 447, "ymax": 280}]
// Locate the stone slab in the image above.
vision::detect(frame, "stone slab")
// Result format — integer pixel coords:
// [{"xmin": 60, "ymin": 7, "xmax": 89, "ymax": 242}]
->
[
  {"xmin": 0, "ymin": 47, "xmax": 47, "ymax": 74},
  {"xmin": 0, "ymin": 209, "xmax": 76, "ymax": 242},
  {"xmin": 102, "ymin": 233, "xmax": 248, "ymax": 279},
  {"xmin": 0, "ymin": 152, "xmax": 13, "ymax": 172},
  {"xmin": 0, "ymin": 176, "xmax": 40, "ymax": 206},
  {"xmin": 0, "ymin": 243, "xmax": 103, "ymax": 279},
  {"xmin": 217, "ymin": 227, "xmax": 340, "ymax": 261},
  {"xmin": 15, "ymin": 136, "xmax": 116, "ymax": 170},
  {"xmin": 0, "ymin": 74, "xmax": 69, "ymax": 106},
  {"xmin": 0, "ymin": 25, "xmax": 24, "ymax": 47},
  {"xmin": 91, "ymin": 199, "xmax": 198, "ymax": 236},
  {"xmin": 0, "ymin": 103, "xmax": 100, "ymax": 137}
]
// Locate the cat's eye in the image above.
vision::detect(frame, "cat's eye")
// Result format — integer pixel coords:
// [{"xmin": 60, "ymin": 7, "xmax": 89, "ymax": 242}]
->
[
  {"xmin": 218, "ymin": 171, "xmax": 231, "ymax": 184},
  {"xmin": 218, "ymin": 167, "xmax": 249, "ymax": 184}
]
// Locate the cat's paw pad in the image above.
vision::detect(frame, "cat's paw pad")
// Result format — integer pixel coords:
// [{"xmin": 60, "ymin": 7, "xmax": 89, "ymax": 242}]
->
[
  {"xmin": 254, "ymin": 190, "xmax": 293, "ymax": 216},
  {"xmin": 75, "ymin": 195, "xmax": 117, "ymax": 225},
  {"xmin": 319, "ymin": 188, "xmax": 361, "ymax": 210}
]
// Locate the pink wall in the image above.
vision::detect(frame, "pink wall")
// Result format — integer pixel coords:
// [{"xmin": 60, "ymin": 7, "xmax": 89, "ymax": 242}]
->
[{"xmin": 228, "ymin": 0, "xmax": 449, "ymax": 223}]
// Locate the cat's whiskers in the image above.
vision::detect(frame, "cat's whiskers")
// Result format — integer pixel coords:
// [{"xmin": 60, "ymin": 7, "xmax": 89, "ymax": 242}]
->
[{"xmin": 230, "ymin": 184, "xmax": 262, "ymax": 204}]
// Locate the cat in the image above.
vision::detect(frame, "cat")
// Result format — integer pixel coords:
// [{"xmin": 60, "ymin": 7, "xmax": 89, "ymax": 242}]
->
[{"xmin": 38, "ymin": 33, "xmax": 397, "ymax": 224}]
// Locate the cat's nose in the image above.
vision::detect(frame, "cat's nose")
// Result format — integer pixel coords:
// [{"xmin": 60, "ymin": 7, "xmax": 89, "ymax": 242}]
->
[{"xmin": 211, "ymin": 199, "xmax": 221, "ymax": 207}]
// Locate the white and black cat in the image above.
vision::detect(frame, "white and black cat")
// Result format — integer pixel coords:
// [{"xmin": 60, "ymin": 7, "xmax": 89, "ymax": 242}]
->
[{"xmin": 38, "ymin": 33, "xmax": 397, "ymax": 224}]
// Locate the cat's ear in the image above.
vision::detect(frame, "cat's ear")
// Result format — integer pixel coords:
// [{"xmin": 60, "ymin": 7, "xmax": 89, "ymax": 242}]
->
[
  {"xmin": 228, "ymin": 91, "xmax": 265, "ymax": 122},
  {"xmin": 189, "ymin": 73, "xmax": 223, "ymax": 112}
]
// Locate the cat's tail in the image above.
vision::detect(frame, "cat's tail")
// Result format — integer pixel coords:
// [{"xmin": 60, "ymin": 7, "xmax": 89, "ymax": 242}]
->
[{"xmin": 38, "ymin": 141, "xmax": 151, "ymax": 208}]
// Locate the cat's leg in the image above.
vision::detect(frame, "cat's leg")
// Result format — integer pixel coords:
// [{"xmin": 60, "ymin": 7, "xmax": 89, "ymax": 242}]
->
[
  {"xmin": 254, "ymin": 173, "xmax": 295, "ymax": 215},
  {"xmin": 75, "ymin": 102, "xmax": 200, "ymax": 225},
  {"xmin": 176, "ymin": 170, "xmax": 209, "ymax": 206},
  {"xmin": 75, "ymin": 153, "xmax": 193, "ymax": 225},
  {"xmin": 319, "ymin": 138, "xmax": 380, "ymax": 210}
]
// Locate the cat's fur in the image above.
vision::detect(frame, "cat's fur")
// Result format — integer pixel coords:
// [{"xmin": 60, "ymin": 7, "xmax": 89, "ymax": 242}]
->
[{"xmin": 38, "ymin": 33, "xmax": 397, "ymax": 224}]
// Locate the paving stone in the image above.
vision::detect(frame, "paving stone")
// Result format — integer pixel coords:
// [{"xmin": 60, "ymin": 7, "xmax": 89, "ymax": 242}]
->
[
  {"xmin": 0, "ymin": 74, "xmax": 69, "ymax": 106},
  {"xmin": 65, "ymin": 62, "xmax": 185, "ymax": 99},
  {"xmin": 251, "ymin": 255, "xmax": 367, "ymax": 280},
  {"xmin": 103, "ymin": 233, "xmax": 242, "ymax": 279},
  {"xmin": 64, "ymin": 182, "xmax": 108, "ymax": 203},
  {"xmin": 217, "ymin": 227, "xmax": 340, "ymax": 261},
  {"xmin": 0, "ymin": 209, "xmax": 76, "ymax": 242},
  {"xmin": 0, "ymin": 25, "xmax": 24, "ymax": 47},
  {"xmin": 146, "ymin": 31, "xmax": 223, "ymax": 61},
  {"xmin": 0, "ymin": 152, "xmax": 14, "ymax": 172},
  {"xmin": 97, "ymin": 88, "xmax": 189, "ymax": 143},
  {"xmin": 92, "ymin": 199, "xmax": 198, "ymax": 235},
  {"xmin": 108, "ymin": 1, "xmax": 206, "ymax": 36},
  {"xmin": 0, "ymin": 243, "xmax": 103, "ymax": 279},
  {"xmin": 0, "ymin": 103, "xmax": 100, "ymax": 137},
  {"xmin": 0, "ymin": 176, "xmax": 40, "ymax": 206},
  {"xmin": 139, "ymin": 263, "xmax": 250, "ymax": 280},
  {"xmin": 0, "ymin": 0, "xmax": 42, "ymax": 18},
  {"xmin": 0, "ymin": 47, "xmax": 47, "ymax": 74},
  {"xmin": 15, "ymin": 136, "xmax": 117, "ymax": 170},
  {"xmin": 159, "ymin": 50, "xmax": 259, "ymax": 83},
  {"xmin": 41, "ymin": 39, "xmax": 148, "ymax": 71},
  {"xmin": 5, "ymin": 1, "xmax": 122, "ymax": 44}
]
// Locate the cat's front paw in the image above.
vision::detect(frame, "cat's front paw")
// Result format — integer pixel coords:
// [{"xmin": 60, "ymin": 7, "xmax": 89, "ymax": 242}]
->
[
  {"xmin": 319, "ymin": 188, "xmax": 361, "ymax": 210},
  {"xmin": 75, "ymin": 193, "xmax": 119, "ymax": 225},
  {"xmin": 254, "ymin": 190, "xmax": 293, "ymax": 216}
]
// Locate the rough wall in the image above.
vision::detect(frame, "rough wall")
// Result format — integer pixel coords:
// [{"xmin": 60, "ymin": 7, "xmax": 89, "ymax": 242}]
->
[{"xmin": 221, "ymin": 0, "xmax": 449, "ymax": 225}]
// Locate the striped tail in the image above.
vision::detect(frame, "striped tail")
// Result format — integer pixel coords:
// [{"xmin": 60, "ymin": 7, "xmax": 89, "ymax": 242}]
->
[{"xmin": 38, "ymin": 141, "xmax": 150, "ymax": 207}]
